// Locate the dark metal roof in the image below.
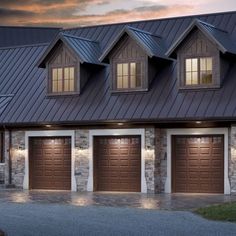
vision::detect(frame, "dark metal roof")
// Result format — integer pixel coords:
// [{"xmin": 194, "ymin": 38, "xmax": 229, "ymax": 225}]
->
[
  {"xmin": 38, "ymin": 32, "xmax": 103, "ymax": 68},
  {"xmin": 0, "ymin": 95, "xmax": 13, "ymax": 115},
  {"xmin": 100, "ymin": 26, "xmax": 168, "ymax": 62},
  {"xmin": 1, "ymin": 11, "xmax": 236, "ymax": 125},
  {"xmin": 0, "ymin": 26, "xmax": 60, "ymax": 48},
  {"xmin": 166, "ymin": 19, "xmax": 236, "ymax": 58}
]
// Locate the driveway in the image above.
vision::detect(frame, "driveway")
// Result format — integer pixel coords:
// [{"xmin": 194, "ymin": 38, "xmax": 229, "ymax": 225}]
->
[{"xmin": 0, "ymin": 190, "xmax": 236, "ymax": 236}]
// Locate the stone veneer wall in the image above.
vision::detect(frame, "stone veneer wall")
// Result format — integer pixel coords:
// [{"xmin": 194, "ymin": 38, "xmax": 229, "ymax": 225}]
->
[
  {"xmin": 230, "ymin": 126, "xmax": 236, "ymax": 193},
  {"xmin": 74, "ymin": 128, "xmax": 162, "ymax": 193},
  {"xmin": 11, "ymin": 131, "xmax": 25, "ymax": 187},
  {"xmin": 144, "ymin": 128, "xmax": 155, "ymax": 193},
  {"xmin": 155, "ymin": 129, "xmax": 167, "ymax": 193},
  {"xmin": 2, "ymin": 128, "xmax": 168, "ymax": 193},
  {"xmin": 0, "ymin": 165, "xmax": 4, "ymax": 184},
  {"xmin": 74, "ymin": 130, "xmax": 89, "ymax": 191}
]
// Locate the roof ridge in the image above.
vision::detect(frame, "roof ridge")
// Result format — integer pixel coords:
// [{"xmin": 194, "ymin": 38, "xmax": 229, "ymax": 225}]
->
[
  {"xmin": 0, "ymin": 25, "xmax": 60, "ymax": 30},
  {"xmin": 61, "ymin": 32, "xmax": 100, "ymax": 44},
  {"xmin": 0, "ymin": 42, "xmax": 49, "ymax": 50},
  {"xmin": 126, "ymin": 26, "xmax": 162, "ymax": 38},
  {"xmin": 63, "ymin": 10, "xmax": 236, "ymax": 31},
  {"xmin": 197, "ymin": 19, "xmax": 228, "ymax": 33}
]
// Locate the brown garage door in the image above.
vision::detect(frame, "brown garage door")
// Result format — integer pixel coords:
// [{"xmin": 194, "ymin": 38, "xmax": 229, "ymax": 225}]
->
[
  {"xmin": 94, "ymin": 136, "xmax": 141, "ymax": 192},
  {"xmin": 29, "ymin": 137, "xmax": 71, "ymax": 190},
  {"xmin": 172, "ymin": 135, "xmax": 224, "ymax": 193}
]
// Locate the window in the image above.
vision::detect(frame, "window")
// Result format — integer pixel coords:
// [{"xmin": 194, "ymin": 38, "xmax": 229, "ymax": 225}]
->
[
  {"xmin": 51, "ymin": 67, "xmax": 75, "ymax": 93},
  {"xmin": 185, "ymin": 57, "xmax": 212, "ymax": 86},
  {"xmin": 116, "ymin": 62, "xmax": 142, "ymax": 90}
]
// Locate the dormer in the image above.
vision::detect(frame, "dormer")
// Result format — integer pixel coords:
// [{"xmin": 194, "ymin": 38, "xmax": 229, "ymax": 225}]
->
[
  {"xmin": 167, "ymin": 19, "xmax": 236, "ymax": 90},
  {"xmin": 100, "ymin": 26, "xmax": 170, "ymax": 93},
  {"xmin": 38, "ymin": 33, "xmax": 103, "ymax": 95}
]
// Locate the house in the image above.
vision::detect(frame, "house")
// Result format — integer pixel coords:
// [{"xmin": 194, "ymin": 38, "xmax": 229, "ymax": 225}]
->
[{"xmin": 0, "ymin": 11, "xmax": 236, "ymax": 194}]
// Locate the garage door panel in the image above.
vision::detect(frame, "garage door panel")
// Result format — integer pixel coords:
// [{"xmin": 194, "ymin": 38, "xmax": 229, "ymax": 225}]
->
[
  {"xmin": 188, "ymin": 147, "xmax": 198, "ymax": 155},
  {"xmin": 173, "ymin": 135, "xmax": 224, "ymax": 193},
  {"xmin": 120, "ymin": 149, "xmax": 129, "ymax": 155},
  {"xmin": 29, "ymin": 137, "xmax": 71, "ymax": 190},
  {"xmin": 200, "ymin": 147, "xmax": 210, "ymax": 154},
  {"xmin": 94, "ymin": 136, "xmax": 141, "ymax": 192},
  {"xmin": 120, "ymin": 160, "xmax": 129, "ymax": 166}
]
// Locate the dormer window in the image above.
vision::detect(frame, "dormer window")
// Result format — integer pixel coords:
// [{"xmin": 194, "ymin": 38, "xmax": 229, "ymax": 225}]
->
[
  {"xmin": 116, "ymin": 62, "xmax": 142, "ymax": 90},
  {"xmin": 185, "ymin": 57, "xmax": 213, "ymax": 86},
  {"xmin": 52, "ymin": 66, "xmax": 75, "ymax": 93},
  {"xmin": 37, "ymin": 33, "xmax": 103, "ymax": 96},
  {"xmin": 99, "ymin": 26, "xmax": 169, "ymax": 93},
  {"xmin": 166, "ymin": 19, "xmax": 236, "ymax": 90}
]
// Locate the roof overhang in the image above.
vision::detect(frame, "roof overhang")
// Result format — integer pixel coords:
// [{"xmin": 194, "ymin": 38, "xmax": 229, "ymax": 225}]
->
[
  {"xmin": 99, "ymin": 26, "xmax": 169, "ymax": 63},
  {"xmin": 166, "ymin": 19, "xmax": 230, "ymax": 59}
]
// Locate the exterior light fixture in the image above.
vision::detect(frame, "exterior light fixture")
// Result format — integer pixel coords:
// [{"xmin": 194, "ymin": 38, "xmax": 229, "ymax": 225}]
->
[
  {"xmin": 196, "ymin": 121, "xmax": 202, "ymax": 124},
  {"xmin": 45, "ymin": 124, "xmax": 52, "ymax": 128},
  {"xmin": 117, "ymin": 123, "xmax": 124, "ymax": 126}
]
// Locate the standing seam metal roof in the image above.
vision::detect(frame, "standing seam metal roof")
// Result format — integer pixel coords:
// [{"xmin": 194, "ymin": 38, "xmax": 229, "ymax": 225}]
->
[
  {"xmin": 99, "ymin": 25, "xmax": 168, "ymax": 62},
  {"xmin": 1, "ymin": 12, "xmax": 236, "ymax": 125}
]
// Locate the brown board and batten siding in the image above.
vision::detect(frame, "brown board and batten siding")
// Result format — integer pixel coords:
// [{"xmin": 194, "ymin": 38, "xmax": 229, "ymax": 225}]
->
[
  {"xmin": 110, "ymin": 35, "xmax": 148, "ymax": 91},
  {"xmin": 177, "ymin": 29, "xmax": 221, "ymax": 89},
  {"xmin": 93, "ymin": 136, "xmax": 141, "ymax": 192},
  {"xmin": 29, "ymin": 137, "xmax": 71, "ymax": 190},
  {"xmin": 172, "ymin": 135, "xmax": 224, "ymax": 193}
]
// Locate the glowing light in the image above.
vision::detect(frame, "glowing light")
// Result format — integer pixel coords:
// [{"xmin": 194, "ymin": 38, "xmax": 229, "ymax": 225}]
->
[{"xmin": 117, "ymin": 123, "xmax": 124, "ymax": 126}]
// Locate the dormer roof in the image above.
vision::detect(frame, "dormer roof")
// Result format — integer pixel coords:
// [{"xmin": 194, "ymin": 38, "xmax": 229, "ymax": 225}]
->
[
  {"xmin": 166, "ymin": 19, "xmax": 236, "ymax": 58},
  {"xmin": 99, "ymin": 26, "xmax": 169, "ymax": 63},
  {"xmin": 38, "ymin": 32, "xmax": 103, "ymax": 68}
]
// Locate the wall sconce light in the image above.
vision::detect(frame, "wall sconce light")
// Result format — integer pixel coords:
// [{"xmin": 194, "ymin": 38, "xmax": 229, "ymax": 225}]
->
[
  {"xmin": 17, "ymin": 145, "xmax": 24, "ymax": 151},
  {"xmin": 196, "ymin": 121, "xmax": 202, "ymax": 124},
  {"xmin": 45, "ymin": 124, "xmax": 52, "ymax": 128},
  {"xmin": 117, "ymin": 123, "xmax": 124, "ymax": 126}
]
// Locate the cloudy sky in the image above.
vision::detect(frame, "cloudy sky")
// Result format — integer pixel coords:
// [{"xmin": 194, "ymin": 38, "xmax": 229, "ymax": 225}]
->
[{"xmin": 1, "ymin": 0, "xmax": 236, "ymax": 28}]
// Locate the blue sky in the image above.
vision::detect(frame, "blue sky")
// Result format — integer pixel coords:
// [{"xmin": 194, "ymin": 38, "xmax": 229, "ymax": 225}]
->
[{"xmin": 1, "ymin": 0, "xmax": 236, "ymax": 27}]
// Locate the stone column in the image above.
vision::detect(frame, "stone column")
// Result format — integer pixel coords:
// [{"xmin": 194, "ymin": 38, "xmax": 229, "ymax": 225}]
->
[
  {"xmin": 11, "ymin": 131, "xmax": 25, "ymax": 187},
  {"xmin": 145, "ymin": 128, "xmax": 155, "ymax": 193},
  {"xmin": 75, "ymin": 130, "xmax": 89, "ymax": 191},
  {"xmin": 229, "ymin": 126, "xmax": 236, "ymax": 193},
  {"xmin": 3, "ymin": 131, "xmax": 10, "ymax": 185},
  {"xmin": 155, "ymin": 128, "xmax": 167, "ymax": 193}
]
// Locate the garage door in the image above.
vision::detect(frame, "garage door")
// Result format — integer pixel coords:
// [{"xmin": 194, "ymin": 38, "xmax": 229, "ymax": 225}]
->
[
  {"xmin": 29, "ymin": 137, "xmax": 71, "ymax": 190},
  {"xmin": 172, "ymin": 135, "xmax": 224, "ymax": 193},
  {"xmin": 94, "ymin": 136, "xmax": 141, "ymax": 192}
]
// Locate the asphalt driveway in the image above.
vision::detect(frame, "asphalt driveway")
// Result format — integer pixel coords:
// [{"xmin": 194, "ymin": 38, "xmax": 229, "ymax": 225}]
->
[
  {"xmin": 0, "ymin": 190, "xmax": 236, "ymax": 236},
  {"xmin": 0, "ymin": 202, "xmax": 236, "ymax": 236}
]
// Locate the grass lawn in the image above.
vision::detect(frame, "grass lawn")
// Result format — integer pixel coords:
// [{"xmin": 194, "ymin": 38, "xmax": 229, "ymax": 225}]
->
[{"xmin": 196, "ymin": 202, "xmax": 236, "ymax": 222}]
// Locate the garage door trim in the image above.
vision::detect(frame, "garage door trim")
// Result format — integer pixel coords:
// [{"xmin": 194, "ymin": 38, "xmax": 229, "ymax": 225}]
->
[
  {"xmin": 88, "ymin": 129, "xmax": 147, "ymax": 193},
  {"xmin": 24, "ymin": 130, "xmax": 76, "ymax": 191},
  {"xmin": 93, "ymin": 135, "xmax": 141, "ymax": 192},
  {"xmin": 166, "ymin": 128, "xmax": 230, "ymax": 194}
]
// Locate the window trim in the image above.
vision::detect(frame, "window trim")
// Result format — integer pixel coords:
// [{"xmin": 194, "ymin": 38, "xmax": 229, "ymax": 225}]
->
[
  {"xmin": 113, "ymin": 59, "xmax": 145, "ymax": 92},
  {"xmin": 184, "ymin": 56, "xmax": 213, "ymax": 86},
  {"xmin": 179, "ymin": 55, "xmax": 220, "ymax": 90},
  {"xmin": 48, "ymin": 64, "xmax": 77, "ymax": 95},
  {"xmin": 50, "ymin": 66, "xmax": 76, "ymax": 94}
]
